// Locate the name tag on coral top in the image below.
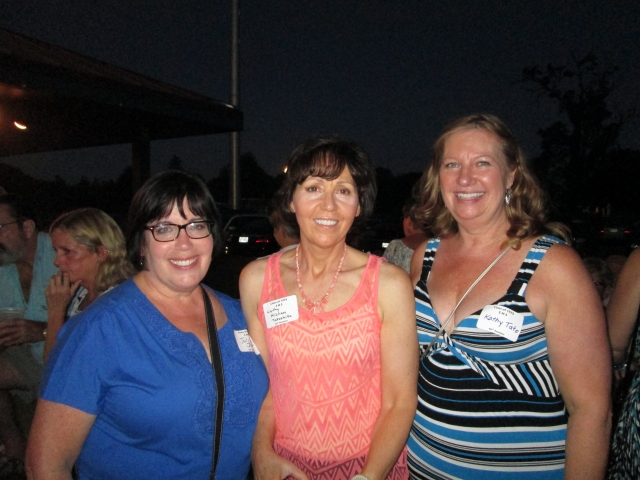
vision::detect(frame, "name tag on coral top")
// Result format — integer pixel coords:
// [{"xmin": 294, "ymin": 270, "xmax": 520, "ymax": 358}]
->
[
  {"xmin": 476, "ymin": 305, "xmax": 524, "ymax": 342},
  {"xmin": 263, "ymin": 295, "xmax": 299, "ymax": 329},
  {"xmin": 234, "ymin": 329, "xmax": 260, "ymax": 355}
]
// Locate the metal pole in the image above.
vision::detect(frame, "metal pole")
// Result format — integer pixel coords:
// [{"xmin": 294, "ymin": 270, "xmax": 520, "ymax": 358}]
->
[
  {"xmin": 131, "ymin": 126, "xmax": 150, "ymax": 195},
  {"xmin": 230, "ymin": 0, "xmax": 241, "ymax": 210}
]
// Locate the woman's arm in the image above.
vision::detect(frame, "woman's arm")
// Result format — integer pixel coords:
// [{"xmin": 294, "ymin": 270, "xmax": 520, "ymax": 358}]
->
[
  {"xmin": 607, "ymin": 248, "xmax": 640, "ymax": 366},
  {"xmin": 25, "ymin": 399, "xmax": 96, "ymax": 479},
  {"xmin": 528, "ymin": 244, "xmax": 611, "ymax": 479},
  {"xmin": 44, "ymin": 272, "xmax": 80, "ymax": 362},
  {"xmin": 239, "ymin": 260, "xmax": 308, "ymax": 480},
  {"xmin": 361, "ymin": 262, "xmax": 418, "ymax": 480}
]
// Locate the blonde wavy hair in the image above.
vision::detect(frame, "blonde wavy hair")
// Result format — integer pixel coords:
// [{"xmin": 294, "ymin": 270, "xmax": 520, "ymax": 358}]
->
[
  {"xmin": 413, "ymin": 114, "xmax": 569, "ymax": 247},
  {"xmin": 50, "ymin": 208, "xmax": 134, "ymax": 293}
]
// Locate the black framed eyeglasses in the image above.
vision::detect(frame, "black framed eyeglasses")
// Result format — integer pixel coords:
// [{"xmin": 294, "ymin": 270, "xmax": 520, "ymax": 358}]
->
[
  {"xmin": 144, "ymin": 221, "xmax": 213, "ymax": 242},
  {"xmin": 0, "ymin": 220, "xmax": 20, "ymax": 231}
]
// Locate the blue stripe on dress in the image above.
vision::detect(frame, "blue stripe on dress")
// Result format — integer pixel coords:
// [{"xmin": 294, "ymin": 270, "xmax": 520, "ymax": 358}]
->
[{"xmin": 409, "ymin": 235, "xmax": 567, "ymax": 479}]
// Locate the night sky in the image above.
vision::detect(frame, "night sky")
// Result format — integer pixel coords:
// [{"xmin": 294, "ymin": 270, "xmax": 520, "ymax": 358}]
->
[{"xmin": 1, "ymin": 0, "xmax": 639, "ymax": 182}]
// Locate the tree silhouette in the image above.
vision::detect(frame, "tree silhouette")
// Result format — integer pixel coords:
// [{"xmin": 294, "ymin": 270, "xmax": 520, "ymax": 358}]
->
[
  {"xmin": 0, "ymin": 162, "xmax": 133, "ymax": 227},
  {"xmin": 207, "ymin": 153, "xmax": 277, "ymax": 210},
  {"xmin": 522, "ymin": 52, "xmax": 636, "ymax": 215}
]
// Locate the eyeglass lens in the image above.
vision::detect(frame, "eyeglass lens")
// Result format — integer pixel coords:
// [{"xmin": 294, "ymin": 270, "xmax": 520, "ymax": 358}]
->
[{"xmin": 150, "ymin": 222, "xmax": 211, "ymax": 241}]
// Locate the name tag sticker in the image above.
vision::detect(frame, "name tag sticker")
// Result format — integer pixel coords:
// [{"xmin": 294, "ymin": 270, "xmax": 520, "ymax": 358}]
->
[
  {"xmin": 263, "ymin": 295, "xmax": 299, "ymax": 329},
  {"xmin": 234, "ymin": 329, "xmax": 260, "ymax": 355},
  {"xmin": 476, "ymin": 305, "xmax": 524, "ymax": 342}
]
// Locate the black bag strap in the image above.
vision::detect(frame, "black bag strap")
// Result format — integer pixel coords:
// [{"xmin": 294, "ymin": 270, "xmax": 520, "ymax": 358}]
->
[{"xmin": 201, "ymin": 285, "xmax": 225, "ymax": 480}]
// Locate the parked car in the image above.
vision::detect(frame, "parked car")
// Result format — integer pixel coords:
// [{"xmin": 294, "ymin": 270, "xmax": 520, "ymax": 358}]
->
[
  {"xmin": 222, "ymin": 214, "xmax": 280, "ymax": 257},
  {"xmin": 596, "ymin": 215, "xmax": 634, "ymax": 242}
]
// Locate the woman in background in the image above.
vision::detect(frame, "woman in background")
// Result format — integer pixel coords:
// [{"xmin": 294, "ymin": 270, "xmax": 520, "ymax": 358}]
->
[
  {"xmin": 582, "ymin": 256, "xmax": 615, "ymax": 307},
  {"xmin": 408, "ymin": 114, "xmax": 611, "ymax": 479},
  {"xmin": 44, "ymin": 208, "xmax": 134, "ymax": 362},
  {"xmin": 607, "ymin": 247, "xmax": 640, "ymax": 478}
]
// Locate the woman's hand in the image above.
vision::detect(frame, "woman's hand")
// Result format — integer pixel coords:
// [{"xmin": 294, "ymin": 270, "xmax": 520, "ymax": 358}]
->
[
  {"xmin": 46, "ymin": 272, "xmax": 80, "ymax": 320},
  {"xmin": 44, "ymin": 272, "xmax": 80, "ymax": 362},
  {"xmin": 252, "ymin": 446, "xmax": 308, "ymax": 480}
]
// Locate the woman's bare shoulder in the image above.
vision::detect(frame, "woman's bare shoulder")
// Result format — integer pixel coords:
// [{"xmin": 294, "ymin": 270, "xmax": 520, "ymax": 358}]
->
[
  {"xmin": 526, "ymin": 239, "xmax": 590, "ymax": 311},
  {"xmin": 239, "ymin": 255, "xmax": 270, "ymax": 288},
  {"xmin": 341, "ymin": 246, "xmax": 370, "ymax": 271},
  {"xmin": 379, "ymin": 257, "xmax": 413, "ymax": 297},
  {"xmin": 623, "ymin": 247, "xmax": 640, "ymax": 271},
  {"xmin": 535, "ymin": 239, "xmax": 580, "ymax": 271},
  {"xmin": 379, "ymin": 256, "xmax": 411, "ymax": 279}
]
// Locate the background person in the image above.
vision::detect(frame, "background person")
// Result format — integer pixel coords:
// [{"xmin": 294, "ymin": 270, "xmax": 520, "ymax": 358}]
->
[
  {"xmin": 268, "ymin": 203, "xmax": 299, "ymax": 251},
  {"xmin": 0, "ymin": 194, "xmax": 56, "ymax": 472},
  {"xmin": 382, "ymin": 202, "xmax": 428, "ymax": 273},
  {"xmin": 606, "ymin": 247, "xmax": 640, "ymax": 478},
  {"xmin": 582, "ymin": 256, "xmax": 615, "ymax": 306},
  {"xmin": 241, "ymin": 136, "xmax": 418, "ymax": 480},
  {"xmin": 408, "ymin": 114, "xmax": 611, "ymax": 479},
  {"xmin": 26, "ymin": 170, "xmax": 268, "ymax": 479},
  {"xmin": 44, "ymin": 208, "xmax": 134, "ymax": 362}
]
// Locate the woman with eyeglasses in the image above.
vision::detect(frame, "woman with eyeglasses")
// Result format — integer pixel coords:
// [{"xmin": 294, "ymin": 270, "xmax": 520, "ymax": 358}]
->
[{"xmin": 26, "ymin": 171, "xmax": 269, "ymax": 480}]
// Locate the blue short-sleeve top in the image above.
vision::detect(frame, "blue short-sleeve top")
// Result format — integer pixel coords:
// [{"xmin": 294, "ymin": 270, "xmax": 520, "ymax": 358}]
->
[{"xmin": 41, "ymin": 278, "xmax": 268, "ymax": 480}]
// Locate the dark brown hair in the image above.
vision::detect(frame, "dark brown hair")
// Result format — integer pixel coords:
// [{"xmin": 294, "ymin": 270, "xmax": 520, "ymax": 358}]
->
[
  {"xmin": 276, "ymin": 135, "xmax": 377, "ymax": 234},
  {"xmin": 126, "ymin": 170, "xmax": 222, "ymax": 269}
]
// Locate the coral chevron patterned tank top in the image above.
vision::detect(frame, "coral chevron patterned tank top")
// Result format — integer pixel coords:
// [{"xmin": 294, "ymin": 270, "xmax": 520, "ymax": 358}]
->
[{"xmin": 259, "ymin": 252, "xmax": 408, "ymax": 480}]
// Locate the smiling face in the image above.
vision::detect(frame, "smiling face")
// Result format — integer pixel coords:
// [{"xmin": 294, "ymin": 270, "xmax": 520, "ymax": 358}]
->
[
  {"xmin": 141, "ymin": 199, "xmax": 213, "ymax": 295},
  {"xmin": 439, "ymin": 128, "xmax": 515, "ymax": 230},
  {"xmin": 51, "ymin": 229, "xmax": 103, "ymax": 289},
  {"xmin": 290, "ymin": 167, "xmax": 361, "ymax": 248}
]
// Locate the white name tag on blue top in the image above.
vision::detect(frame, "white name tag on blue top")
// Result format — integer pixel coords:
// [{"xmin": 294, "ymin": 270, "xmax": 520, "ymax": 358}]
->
[
  {"xmin": 262, "ymin": 295, "xmax": 299, "ymax": 329},
  {"xmin": 234, "ymin": 329, "xmax": 260, "ymax": 355},
  {"xmin": 476, "ymin": 305, "xmax": 524, "ymax": 342}
]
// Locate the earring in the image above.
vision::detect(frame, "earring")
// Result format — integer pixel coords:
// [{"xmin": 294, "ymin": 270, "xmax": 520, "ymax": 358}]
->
[{"xmin": 505, "ymin": 189, "xmax": 512, "ymax": 205}]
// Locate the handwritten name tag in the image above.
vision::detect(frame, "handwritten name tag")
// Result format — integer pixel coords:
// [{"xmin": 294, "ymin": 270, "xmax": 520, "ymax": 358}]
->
[
  {"xmin": 476, "ymin": 305, "xmax": 524, "ymax": 342},
  {"xmin": 234, "ymin": 329, "xmax": 260, "ymax": 355},
  {"xmin": 262, "ymin": 295, "xmax": 299, "ymax": 329}
]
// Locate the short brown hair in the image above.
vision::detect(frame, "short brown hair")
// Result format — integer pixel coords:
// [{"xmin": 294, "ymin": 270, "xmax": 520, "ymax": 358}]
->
[{"xmin": 276, "ymin": 135, "xmax": 377, "ymax": 235}]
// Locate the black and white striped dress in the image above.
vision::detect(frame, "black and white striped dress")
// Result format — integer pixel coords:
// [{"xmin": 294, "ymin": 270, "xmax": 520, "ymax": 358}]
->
[{"xmin": 408, "ymin": 235, "xmax": 567, "ymax": 480}]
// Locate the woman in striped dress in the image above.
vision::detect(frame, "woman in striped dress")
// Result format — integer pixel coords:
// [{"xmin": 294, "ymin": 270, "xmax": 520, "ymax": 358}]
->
[{"xmin": 407, "ymin": 114, "xmax": 611, "ymax": 479}]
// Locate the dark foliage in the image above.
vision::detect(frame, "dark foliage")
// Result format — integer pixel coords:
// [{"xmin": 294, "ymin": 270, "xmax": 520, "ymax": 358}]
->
[{"xmin": 521, "ymin": 52, "xmax": 637, "ymax": 217}]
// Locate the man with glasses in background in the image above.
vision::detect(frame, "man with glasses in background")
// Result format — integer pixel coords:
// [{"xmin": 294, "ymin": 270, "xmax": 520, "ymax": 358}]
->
[{"xmin": 0, "ymin": 192, "xmax": 57, "ymax": 475}]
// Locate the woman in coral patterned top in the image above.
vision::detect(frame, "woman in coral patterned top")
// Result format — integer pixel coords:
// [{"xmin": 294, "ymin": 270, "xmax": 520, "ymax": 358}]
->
[{"xmin": 240, "ymin": 136, "xmax": 418, "ymax": 480}]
